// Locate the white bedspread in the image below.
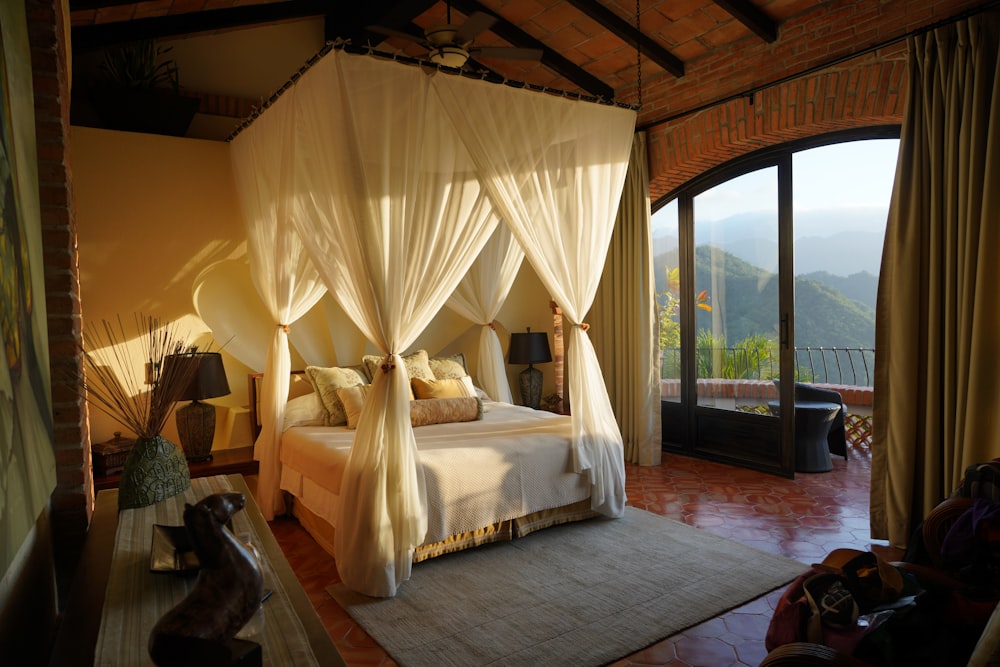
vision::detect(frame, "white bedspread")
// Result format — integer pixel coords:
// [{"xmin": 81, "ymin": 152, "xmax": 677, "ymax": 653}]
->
[{"xmin": 279, "ymin": 402, "xmax": 591, "ymax": 545}]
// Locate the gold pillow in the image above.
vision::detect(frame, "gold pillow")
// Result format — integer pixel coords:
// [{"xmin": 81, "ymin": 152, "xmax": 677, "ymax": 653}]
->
[
  {"xmin": 304, "ymin": 365, "xmax": 368, "ymax": 426},
  {"xmin": 428, "ymin": 353, "xmax": 468, "ymax": 380},
  {"xmin": 411, "ymin": 376, "xmax": 476, "ymax": 400},
  {"xmin": 410, "ymin": 397, "xmax": 483, "ymax": 427},
  {"xmin": 336, "ymin": 385, "xmax": 371, "ymax": 430}
]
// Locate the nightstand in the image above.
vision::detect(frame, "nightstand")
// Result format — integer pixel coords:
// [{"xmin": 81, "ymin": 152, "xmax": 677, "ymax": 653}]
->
[{"xmin": 94, "ymin": 446, "xmax": 259, "ymax": 491}]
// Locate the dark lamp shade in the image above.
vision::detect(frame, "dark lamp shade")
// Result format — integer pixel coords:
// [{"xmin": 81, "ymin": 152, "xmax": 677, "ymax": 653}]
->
[
  {"xmin": 169, "ymin": 352, "xmax": 231, "ymax": 401},
  {"xmin": 508, "ymin": 332, "xmax": 552, "ymax": 365}
]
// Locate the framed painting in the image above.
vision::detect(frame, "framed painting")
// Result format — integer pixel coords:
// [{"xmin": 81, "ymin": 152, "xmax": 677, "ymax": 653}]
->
[{"xmin": 0, "ymin": 5, "xmax": 57, "ymax": 580}]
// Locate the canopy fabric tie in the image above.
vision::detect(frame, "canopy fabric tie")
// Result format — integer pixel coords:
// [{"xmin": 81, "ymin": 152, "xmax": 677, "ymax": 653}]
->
[
  {"xmin": 381, "ymin": 354, "xmax": 396, "ymax": 374},
  {"xmin": 487, "ymin": 321, "xmax": 497, "ymax": 330},
  {"xmin": 278, "ymin": 323, "xmax": 291, "ymax": 334},
  {"xmin": 576, "ymin": 322, "xmax": 591, "ymax": 332}
]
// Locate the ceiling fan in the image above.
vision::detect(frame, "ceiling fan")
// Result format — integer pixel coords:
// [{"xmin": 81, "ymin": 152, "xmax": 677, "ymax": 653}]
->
[{"xmin": 368, "ymin": 5, "xmax": 542, "ymax": 70}]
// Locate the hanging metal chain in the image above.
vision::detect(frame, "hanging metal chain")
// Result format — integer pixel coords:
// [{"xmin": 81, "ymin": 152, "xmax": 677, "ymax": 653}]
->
[{"xmin": 635, "ymin": 0, "xmax": 643, "ymax": 108}]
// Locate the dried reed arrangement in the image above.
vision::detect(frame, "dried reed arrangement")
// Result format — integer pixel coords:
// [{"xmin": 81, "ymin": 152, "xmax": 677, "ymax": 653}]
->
[
  {"xmin": 80, "ymin": 314, "xmax": 201, "ymax": 438},
  {"xmin": 78, "ymin": 314, "xmax": 209, "ymax": 508}
]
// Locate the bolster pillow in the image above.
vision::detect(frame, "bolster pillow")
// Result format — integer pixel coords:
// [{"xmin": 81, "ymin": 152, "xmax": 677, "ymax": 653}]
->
[{"xmin": 409, "ymin": 397, "xmax": 483, "ymax": 427}]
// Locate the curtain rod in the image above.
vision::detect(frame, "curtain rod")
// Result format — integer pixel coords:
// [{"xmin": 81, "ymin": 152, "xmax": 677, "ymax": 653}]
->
[
  {"xmin": 636, "ymin": 0, "xmax": 1000, "ymax": 132},
  {"xmin": 226, "ymin": 40, "xmax": 639, "ymax": 142}
]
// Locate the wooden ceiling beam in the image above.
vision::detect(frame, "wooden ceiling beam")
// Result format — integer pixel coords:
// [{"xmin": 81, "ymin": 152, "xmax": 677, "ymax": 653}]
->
[
  {"xmin": 564, "ymin": 0, "xmax": 684, "ymax": 78},
  {"xmin": 712, "ymin": 0, "xmax": 777, "ymax": 42},
  {"xmin": 334, "ymin": 0, "xmax": 438, "ymax": 43},
  {"xmin": 70, "ymin": 0, "xmax": 142, "ymax": 9},
  {"xmin": 447, "ymin": 0, "xmax": 614, "ymax": 99},
  {"xmin": 71, "ymin": 0, "xmax": 334, "ymax": 50}
]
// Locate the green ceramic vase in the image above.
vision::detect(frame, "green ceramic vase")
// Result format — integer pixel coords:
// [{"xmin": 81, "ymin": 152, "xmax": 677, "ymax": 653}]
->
[{"xmin": 117, "ymin": 434, "xmax": 191, "ymax": 510}]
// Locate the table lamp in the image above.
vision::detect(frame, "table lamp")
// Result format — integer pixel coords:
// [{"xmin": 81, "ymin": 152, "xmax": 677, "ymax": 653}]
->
[
  {"xmin": 508, "ymin": 328, "xmax": 552, "ymax": 410},
  {"xmin": 168, "ymin": 352, "xmax": 231, "ymax": 462}
]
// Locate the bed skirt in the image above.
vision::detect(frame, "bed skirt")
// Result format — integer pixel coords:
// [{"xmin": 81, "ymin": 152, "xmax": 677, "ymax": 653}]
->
[{"xmin": 288, "ymin": 494, "xmax": 598, "ymax": 563}]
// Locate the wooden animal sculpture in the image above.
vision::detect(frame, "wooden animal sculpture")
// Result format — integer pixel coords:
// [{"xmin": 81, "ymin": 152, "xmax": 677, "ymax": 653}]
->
[{"xmin": 149, "ymin": 492, "xmax": 265, "ymax": 666}]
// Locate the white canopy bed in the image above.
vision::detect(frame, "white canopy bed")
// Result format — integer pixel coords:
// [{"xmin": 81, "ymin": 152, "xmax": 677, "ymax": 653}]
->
[{"xmin": 228, "ymin": 46, "xmax": 636, "ymax": 597}]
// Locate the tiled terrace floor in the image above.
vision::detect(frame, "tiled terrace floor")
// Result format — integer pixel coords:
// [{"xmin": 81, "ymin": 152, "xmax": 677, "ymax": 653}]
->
[{"xmin": 267, "ymin": 445, "xmax": 895, "ymax": 667}]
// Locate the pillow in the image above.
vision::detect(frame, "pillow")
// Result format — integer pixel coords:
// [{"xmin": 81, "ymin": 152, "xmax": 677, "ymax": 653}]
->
[
  {"xmin": 282, "ymin": 392, "xmax": 327, "ymax": 431},
  {"xmin": 342, "ymin": 362, "xmax": 370, "ymax": 383},
  {"xmin": 362, "ymin": 349, "xmax": 436, "ymax": 385},
  {"xmin": 428, "ymin": 352, "xmax": 468, "ymax": 380},
  {"xmin": 410, "ymin": 397, "xmax": 483, "ymax": 427},
  {"xmin": 411, "ymin": 376, "xmax": 476, "ymax": 400},
  {"xmin": 304, "ymin": 365, "xmax": 369, "ymax": 426},
  {"xmin": 336, "ymin": 385, "xmax": 372, "ymax": 430}
]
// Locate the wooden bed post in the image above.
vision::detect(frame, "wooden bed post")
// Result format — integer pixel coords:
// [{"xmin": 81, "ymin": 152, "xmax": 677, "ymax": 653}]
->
[{"xmin": 549, "ymin": 301, "xmax": 565, "ymax": 413}]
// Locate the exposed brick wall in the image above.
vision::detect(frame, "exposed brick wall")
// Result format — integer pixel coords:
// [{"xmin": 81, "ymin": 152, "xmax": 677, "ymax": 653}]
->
[
  {"xmin": 646, "ymin": 50, "xmax": 907, "ymax": 199},
  {"xmin": 628, "ymin": 0, "xmax": 981, "ymax": 127},
  {"xmin": 638, "ymin": 0, "xmax": 987, "ymax": 200},
  {"xmin": 26, "ymin": 0, "xmax": 90, "ymax": 599}
]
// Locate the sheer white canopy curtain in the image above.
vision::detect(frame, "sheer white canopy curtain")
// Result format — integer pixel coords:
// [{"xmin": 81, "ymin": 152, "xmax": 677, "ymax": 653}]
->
[
  {"xmin": 445, "ymin": 223, "xmax": 525, "ymax": 404},
  {"xmin": 230, "ymin": 90, "xmax": 328, "ymax": 520},
  {"xmin": 433, "ymin": 79, "xmax": 636, "ymax": 516},
  {"xmin": 230, "ymin": 47, "xmax": 636, "ymax": 596},
  {"xmin": 292, "ymin": 53, "xmax": 501, "ymax": 597}
]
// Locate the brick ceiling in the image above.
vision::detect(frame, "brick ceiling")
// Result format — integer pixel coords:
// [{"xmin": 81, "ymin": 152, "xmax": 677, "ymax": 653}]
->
[{"xmin": 68, "ymin": 0, "xmax": 991, "ymax": 132}]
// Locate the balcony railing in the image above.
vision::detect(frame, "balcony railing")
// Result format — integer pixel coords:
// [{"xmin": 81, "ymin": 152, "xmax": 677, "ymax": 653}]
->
[
  {"xmin": 660, "ymin": 347, "xmax": 876, "ymax": 387},
  {"xmin": 659, "ymin": 347, "xmax": 877, "ymax": 452}
]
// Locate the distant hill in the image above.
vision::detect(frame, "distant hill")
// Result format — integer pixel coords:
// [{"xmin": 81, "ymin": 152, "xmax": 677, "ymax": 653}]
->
[
  {"xmin": 651, "ymin": 207, "xmax": 887, "ymax": 277},
  {"xmin": 790, "ymin": 277, "xmax": 875, "ymax": 349},
  {"xmin": 800, "ymin": 270, "xmax": 879, "ymax": 310},
  {"xmin": 653, "ymin": 246, "xmax": 876, "ymax": 349}
]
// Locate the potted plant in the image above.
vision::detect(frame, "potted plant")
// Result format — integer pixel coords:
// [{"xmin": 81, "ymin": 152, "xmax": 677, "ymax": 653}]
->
[
  {"xmin": 77, "ymin": 315, "xmax": 202, "ymax": 509},
  {"xmin": 89, "ymin": 40, "xmax": 200, "ymax": 137}
]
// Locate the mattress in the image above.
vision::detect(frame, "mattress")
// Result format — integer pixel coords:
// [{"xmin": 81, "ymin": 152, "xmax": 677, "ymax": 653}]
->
[{"xmin": 279, "ymin": 401, "xmax": 593, "ymax": 550}]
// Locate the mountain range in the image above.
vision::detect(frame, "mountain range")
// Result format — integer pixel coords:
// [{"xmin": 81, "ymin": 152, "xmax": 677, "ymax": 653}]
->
[
  {"xmin": 653, "ymin": 248, "xmax": 878, "ymax": 350},
  {"xmin": 651, "ymin": 207, "xmax": 887, "ymax": 277}
]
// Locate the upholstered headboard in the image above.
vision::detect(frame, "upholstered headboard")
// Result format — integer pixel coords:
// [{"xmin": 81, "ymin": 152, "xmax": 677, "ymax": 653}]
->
[{"xmin": 248, "ymin": 370, "xmax": 311, "ymax": 441}]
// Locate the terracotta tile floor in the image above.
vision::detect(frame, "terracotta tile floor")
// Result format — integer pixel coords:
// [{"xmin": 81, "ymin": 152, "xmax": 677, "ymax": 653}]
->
[{"xmin": 266, "ymin": 445, "xmax": 899, "ymax": 667}]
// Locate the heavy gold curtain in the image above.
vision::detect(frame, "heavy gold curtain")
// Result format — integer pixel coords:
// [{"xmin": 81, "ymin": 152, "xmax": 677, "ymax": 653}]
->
[
  {"xmin": 871, "ymin": 9, "xmax": 1000, "ymax": 547},
  {"xmin": 592, "ymin": 132, "xmax": 662, "ymax": 466}
]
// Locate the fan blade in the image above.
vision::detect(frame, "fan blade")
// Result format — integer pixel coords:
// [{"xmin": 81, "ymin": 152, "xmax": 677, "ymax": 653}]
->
[
  {"xmin": 470, "ymin": 46, "xmax": 543, "ymax": 61},
  {"xmin": 366, "ymin": 24, "xmax": 427, "ymax": 46},
  {"xmin": 454, "ymin": 12, "xmax": 497, "ymax": 44}
]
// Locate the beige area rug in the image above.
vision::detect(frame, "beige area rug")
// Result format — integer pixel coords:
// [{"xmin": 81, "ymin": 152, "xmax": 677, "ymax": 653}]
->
[{"xmin": 327, "ymin": 507, "xmax": 806, "ymax": 667}]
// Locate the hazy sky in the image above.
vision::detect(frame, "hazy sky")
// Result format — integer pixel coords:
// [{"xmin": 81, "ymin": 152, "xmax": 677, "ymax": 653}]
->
[{"xmin": 652, "ymin": 138, "xmax": 900, "ymax": 233}]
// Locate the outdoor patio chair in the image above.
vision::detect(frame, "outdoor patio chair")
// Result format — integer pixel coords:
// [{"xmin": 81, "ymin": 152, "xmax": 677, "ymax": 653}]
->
[{"xmin": 772, "ymin": 380, "xmax": 849, "ymax": 460}]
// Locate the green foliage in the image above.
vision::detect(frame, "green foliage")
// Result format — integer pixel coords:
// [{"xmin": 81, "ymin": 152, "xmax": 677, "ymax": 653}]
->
[
  {"xmin": 694, "ymin": 330, "xmax": 778, "ymax": 380},
  {"xmin": 101, "ymin": 40, "xmax": 179, "ymax": 92},
  {"xmin": 657, "ymin": 265, "xmax": 710, "ymax": 352}
]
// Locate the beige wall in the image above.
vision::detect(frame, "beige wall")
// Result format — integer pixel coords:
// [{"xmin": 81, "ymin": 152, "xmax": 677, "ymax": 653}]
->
[{"xmin": 71, "ymin": 126, "xmax": 558, "ymax": 447}]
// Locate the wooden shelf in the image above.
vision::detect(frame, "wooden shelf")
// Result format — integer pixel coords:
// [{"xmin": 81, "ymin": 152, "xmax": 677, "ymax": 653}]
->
[{"xmin": 94, "ymin": 446, "xmax": 258, "ymax": 491}]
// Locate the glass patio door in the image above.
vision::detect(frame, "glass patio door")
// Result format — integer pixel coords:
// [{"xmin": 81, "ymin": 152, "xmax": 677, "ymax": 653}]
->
[{"xmin": 662, "ymin": 158, "xmax": 796, "ymax": 476}]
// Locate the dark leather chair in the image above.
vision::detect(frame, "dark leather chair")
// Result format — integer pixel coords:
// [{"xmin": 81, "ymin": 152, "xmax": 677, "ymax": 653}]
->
[{"xmin": 773, "ymin": 380, "xmax": 849, "ymax": 460}]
